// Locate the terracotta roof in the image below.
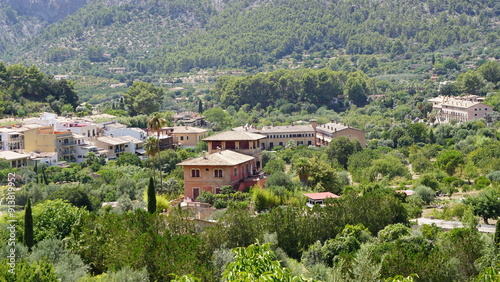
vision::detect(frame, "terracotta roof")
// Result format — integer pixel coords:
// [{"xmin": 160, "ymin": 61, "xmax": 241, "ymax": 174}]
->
[
  {"xmin": 0, "ymin": 151, "xmax": 30, "ymax": 160},
  {"xmin": 303, "ymin": 192, "xmax": 340, "ymax": 200},
  {"xmin": 203, "ymin": 131, "xmax": 265, "ymax": 141},
  {"xmin": 172, "ymin": 126, "xmax": 208, "ymax": 134},
  {"xmin": 177, "ymin": 150, "xmax": 254, "ymax": 166}
]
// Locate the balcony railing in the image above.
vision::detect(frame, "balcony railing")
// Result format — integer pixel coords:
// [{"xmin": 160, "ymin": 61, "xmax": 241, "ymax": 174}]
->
[{"xmin": 61, "ymin": 141, "xmax": 76, "ymax": 146}]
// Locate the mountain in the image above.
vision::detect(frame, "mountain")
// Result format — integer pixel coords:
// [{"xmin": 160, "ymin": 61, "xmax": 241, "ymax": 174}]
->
[
  {"xmin": 3, "ymin": 0, "xmax": 91, "ymax": 23},
  {"xmin": 1, "ymin": 0, "xmax": 499, "ymax": 77}
]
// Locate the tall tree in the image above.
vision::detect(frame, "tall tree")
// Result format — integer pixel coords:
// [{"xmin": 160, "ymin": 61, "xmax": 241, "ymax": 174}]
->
[
  {"xmin": 147, "ymin": 176, "xmax": 156, "ymax": 214},
  {"xmin": 24, "ymin": 198, "xmax": 33, "ymax": 252},
  {"xmin": 148, "ymin": 113, "xmax": 167, "ymax": 185},
  {"xmin": 144, "ymin": 136, "xmax": 159, "ymax": 180}
]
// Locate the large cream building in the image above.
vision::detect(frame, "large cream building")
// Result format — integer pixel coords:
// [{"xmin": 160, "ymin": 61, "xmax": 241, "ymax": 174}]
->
[{"xmin": 429, "ymin": 95, "xmax": 493, "ymax": 123}]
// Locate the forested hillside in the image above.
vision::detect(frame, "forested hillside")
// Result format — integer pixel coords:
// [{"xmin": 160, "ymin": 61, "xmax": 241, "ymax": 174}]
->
[{"xmin": 1, "ymin": 0, "xmax": 499, "ymax": 78}]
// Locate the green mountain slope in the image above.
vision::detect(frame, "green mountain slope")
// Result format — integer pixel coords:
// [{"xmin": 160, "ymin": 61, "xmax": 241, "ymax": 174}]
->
[
  {"xmin": 1, "ymin": 0, "xmax": 500, "ymax": 76},
  {"xmin": 144, "ymin": 0, "xmax": 500, "ymax": 72}
]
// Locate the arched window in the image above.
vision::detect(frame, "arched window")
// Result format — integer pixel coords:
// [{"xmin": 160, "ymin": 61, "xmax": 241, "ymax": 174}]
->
[
  {"xmin": 191, "ymin": 169, "xmax": 200, "ymax": 177},
  {"xmin": 214, "ymin": 169, "xmax": 223, "ymax": 177}
]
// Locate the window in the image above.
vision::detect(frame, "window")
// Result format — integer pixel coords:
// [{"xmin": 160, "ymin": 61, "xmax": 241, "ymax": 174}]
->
[
  {"xmin": 279, "ymin": 142, "xmax": 283, "ymax": 146},
  {"xmin": 475, "ymin": 114, "xmax": 478, "ymax": 116},
  {"xmin": 214, "ymin": 169, "xmax": 223, "ymax": 177},
  {"xmin": 269, "ymin": 142, "xmax": 274, "ymax": 148},
  {"xmin": 485, "ymin": 108, "xmax": 488, "ymax": 111},
  {"xmin": 297, "ymin": 141, "xmax": 303, "ymax": 145},
  {"xmin": 234, "ymin": 167, "xmax": 238, "ymax": 176},
  {"xmin": 187, "ymin": 136, "xmax": 189, "ymax": 140},
  {"xmin": 180, "ymin": 136, "xmax": 184, "ymax": 141},
  {"xmin": 191, "ymin": 169, "xmax": 200, "ymax": 177}
]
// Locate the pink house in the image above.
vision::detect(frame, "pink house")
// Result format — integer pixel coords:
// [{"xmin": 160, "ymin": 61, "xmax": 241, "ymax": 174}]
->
[{"xmin": 178, "ymin": 150, "xmax": 266, "ymax": 200}]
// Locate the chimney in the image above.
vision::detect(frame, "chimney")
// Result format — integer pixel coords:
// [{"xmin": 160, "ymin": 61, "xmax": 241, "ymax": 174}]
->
[
  {"xmin": 310, "ymin": 119, "xmax": 317, "ymax": 130},
  {"xmin": 217, "ymin": 146, "xmax": 221, "ymax": 154},
  {"xmin": 202, "ymin": 151, "xmax": 207, "ymax": 159}
]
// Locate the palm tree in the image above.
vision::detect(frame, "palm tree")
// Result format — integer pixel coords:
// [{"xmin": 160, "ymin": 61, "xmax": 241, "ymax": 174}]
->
[
  {"xmin": 293, "ymin": 157, "xmax": 311, "ymax": 187},
  {"xmin": 144, "ymin": 136, "xmax": 159, "ymax": 180},
  {"xmin": 148, "ymin": 113, "xmax": 167, "ymax": 184}
]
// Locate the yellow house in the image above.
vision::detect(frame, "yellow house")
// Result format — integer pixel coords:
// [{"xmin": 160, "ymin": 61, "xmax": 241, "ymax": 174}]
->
[
  {"xmin": 24, "ymin": 126, "xmax": 78, "ymax": 162},
  {"xmin": 171, "ymin": 126, "xmax": 208, "ymax": 148}
]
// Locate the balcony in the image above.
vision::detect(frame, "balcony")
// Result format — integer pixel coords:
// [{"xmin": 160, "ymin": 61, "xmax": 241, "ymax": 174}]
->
[
  {"xmin": 61, "ymin": 141, "xmax": 76, "ymax": 146},
  {"xmin": 114, "ymin": 148, "xmax": 125, "ymax": 153},
  {"xmin": 63, "ymin": 150, "xmax": 75, "ymax": 155}
]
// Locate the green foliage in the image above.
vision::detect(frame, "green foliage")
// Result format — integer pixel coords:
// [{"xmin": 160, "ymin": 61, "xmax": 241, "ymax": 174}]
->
[
  {"xmin": 203, "ymin": 107, "xmax": 232, "ymax": 131},
  {"xmin": 68, "ymin": 210, "xmax": 211, "ymax": 280},
  {"xmin": 15, "ymin": 199, "xmax": 88, "ymax": 245},
  {"xmin": 0, "ymin": 63, "xmax": 78, "ymax": 116},
  {"xmin": 464, "ymin": 188, "xmax": 500, "ymax": 224},
  {"xmin": 435, "ymin": 150, "xmax": 465, "ymax": 176},
  {"xmin": 116, "ymin": 152, "xmax": 142, "ymax": 167},
  {"xmin": 414, "ymin": 185, "xmax": 435, "ymax": 205},
  {"xmin": 252, "ymin": 187, "xmax": 281, "ymax": 212},
  {"xmin": 29, "ymin": 238, "xmax": 88, "ymax": 282},
  {"xmin": 327, "ymin": 136, "xmax": 362, "ymax": 169},
  {"xmin": 123, "ymin": 81, "xmax": 164, "ymax": 116},
  {"xmin": 263, "ymin": 157, "xmax": 286, "ymax": 175},
  {"xmin": 0, "ymin": 258, "xmax": 58, "ymax": 281},
  {"xmin": 377, "ymin": 223, "xmax": 411, "ymax": 243},
  {"xmin": 222, "ymin": 243, "xmax": 313, "ymax": 281}
]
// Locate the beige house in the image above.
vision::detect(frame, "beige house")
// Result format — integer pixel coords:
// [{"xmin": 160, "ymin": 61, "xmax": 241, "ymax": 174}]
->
[
  {"xmin": 178, "ymin": 150, "xmax": 265, "ymax": 200},
  {"xmin": 203, "ymin": 131, "xmax": 266, "ymax": 170},
  {"xmin": 0, "ymin": 128, "xmax": 24, "ymax": 151},
  {"xmin": 234, "ymin": 122, "xmax": 316, "ymax": 149},
  {"xmin": 429, "ymin": 96, "xmax": 494, "ymax": 123},
  {"xmin": 0, "ymin": 151, "xmax": 30, "ymax": 168},
  {"xmin": 171, "ymin": 126, "xmax": 208, "ymax": 148},
  {"xmin": 315, "ymin": 122, "xmax": 366, "ymax": 147},
  {"xmin": 93, "ymin": 136, "xmax": 132, "ymax": 160},
  {"xmin": 24, "ymin": 126, "xmax": 84, "ymax": 162}
]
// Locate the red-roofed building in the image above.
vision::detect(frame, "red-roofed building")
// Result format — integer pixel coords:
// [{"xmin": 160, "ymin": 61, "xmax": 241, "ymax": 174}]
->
[
  {"xmin": 178, "ymin": 150, "xmax": 265, "ymax": 200},
  {"xmin": 303, "ymin": 192, "xmax": 339, "ymax": 207}
]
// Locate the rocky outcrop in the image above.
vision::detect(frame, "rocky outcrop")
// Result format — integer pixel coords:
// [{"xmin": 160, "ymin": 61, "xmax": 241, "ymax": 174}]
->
[{"xmin": 3, "ymin": 0, "xmax": 92, "ymax": 23}]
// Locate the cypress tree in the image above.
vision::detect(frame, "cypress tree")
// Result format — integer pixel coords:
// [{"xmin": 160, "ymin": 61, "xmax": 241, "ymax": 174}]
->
[
  {"xmin": 429, "ymin": 129, "xmax": 435, "ymax": 144},
  {"xmin": 147, "ymin": 177, "xmax": 156, "ymax": 214},
  {"xmin": 198, "ymin": 99, "xmax": 203, "ymax": 113},
  {"xmin": 34, "ymin": 162, "xmax": 38, "ymax": 183},
  {"xmin": 42, "ymin": 169, "xmax": 49, "ymax": 185},
  {"xmin": 24, "ymin": 198, "xmax": 33, "ymax": 252}
]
